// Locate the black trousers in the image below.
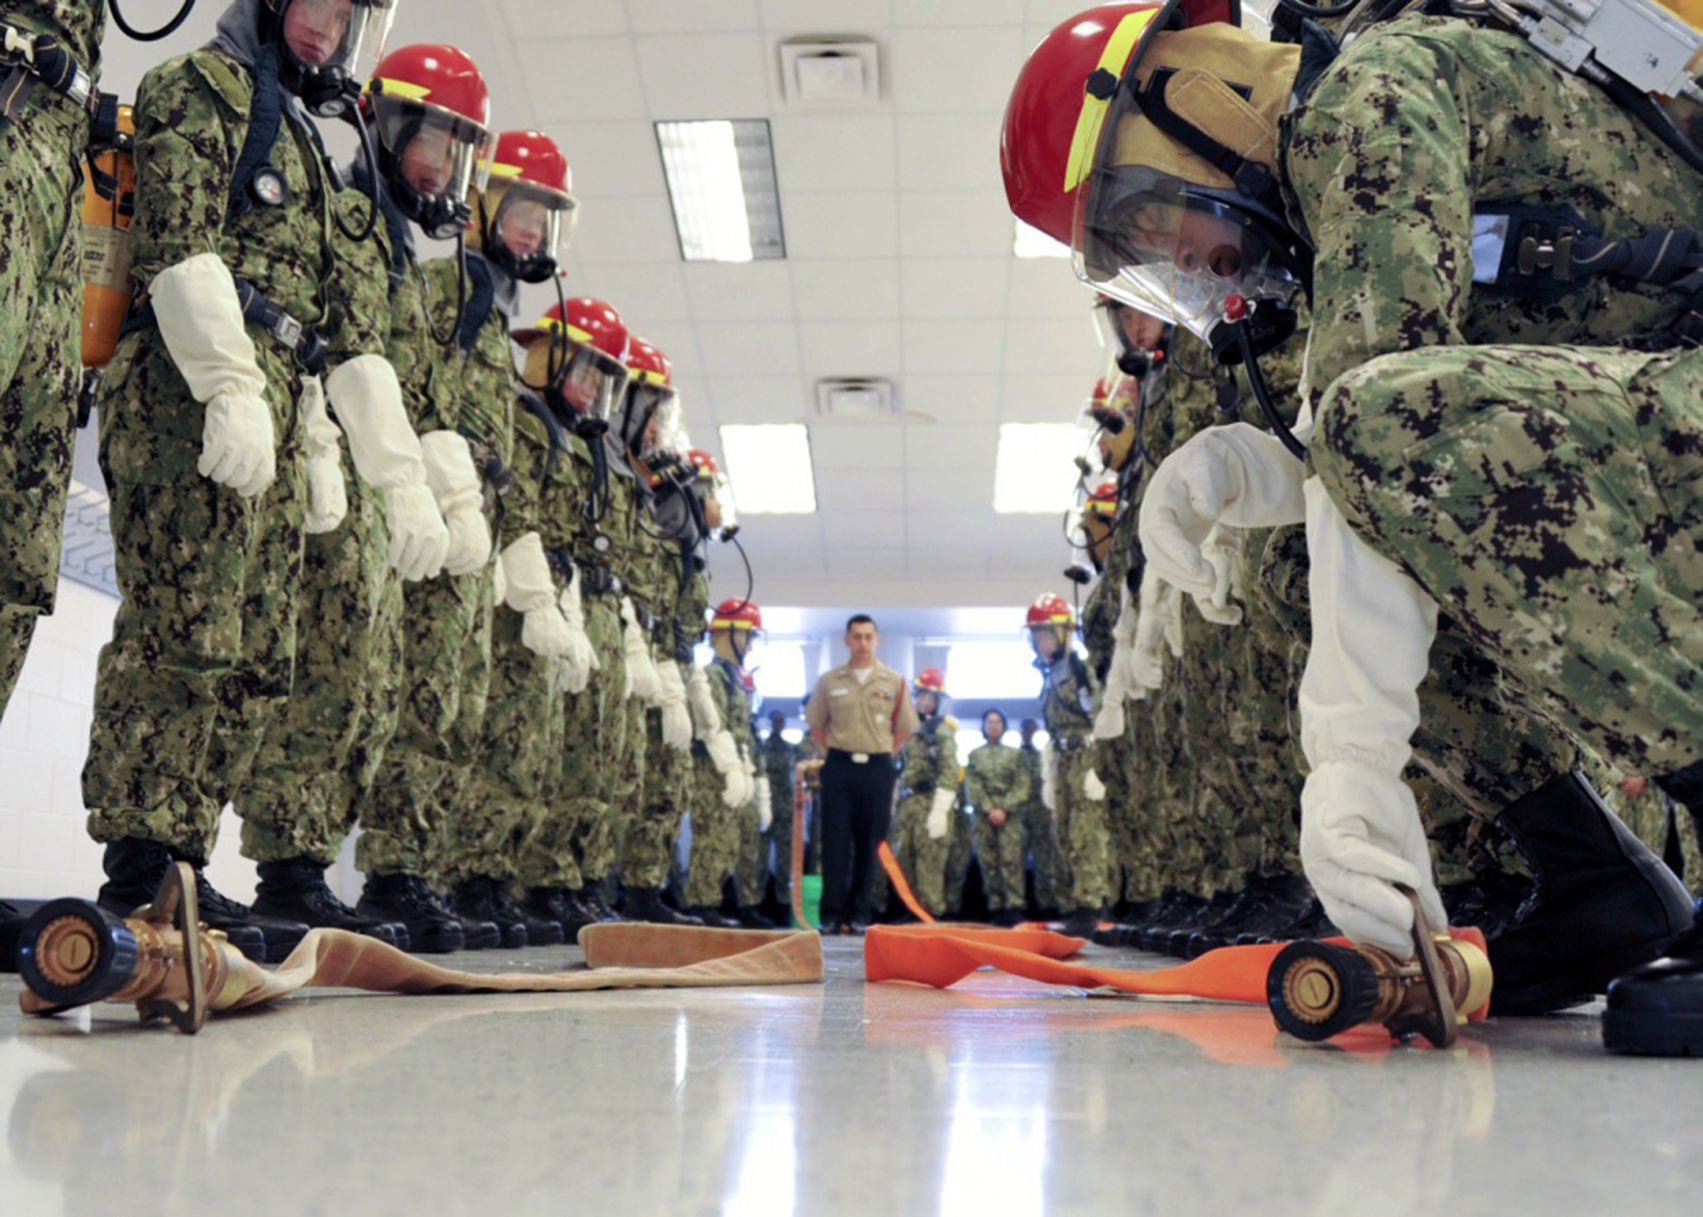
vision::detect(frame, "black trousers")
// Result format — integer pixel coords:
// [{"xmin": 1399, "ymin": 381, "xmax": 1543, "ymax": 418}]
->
[{"xmin": 818, "ymin": 750, "xmax": 897, "ymax": 926}]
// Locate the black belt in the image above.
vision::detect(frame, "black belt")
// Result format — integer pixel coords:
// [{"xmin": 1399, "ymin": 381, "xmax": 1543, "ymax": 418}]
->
[
  {"xmin": 460, "ymin": 429, "xmax": 513, "ymax": 506},
  {"xmin": 1053, "ymin": 735, "xmax": 1089, "ymax": 753},
  {"xmin": 545, "ymin": 545, "xmax": 575, "ymax": 583},
  {"xmin": 828, "ymin": 748, "xmax": 891, "ymax": 763},
  {"xmin": 124, "ymin": 277, "xmax": 328, "ymax": 374}
]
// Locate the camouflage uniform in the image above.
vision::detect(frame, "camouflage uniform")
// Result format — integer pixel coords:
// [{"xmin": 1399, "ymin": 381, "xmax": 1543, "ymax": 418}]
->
[
  {"xmin": 965, "ymin": 742, "xmax": 1032, "ymax": 914},
  {"xmin": 890, "ymin": 713, "xmax": 961, "ymax": 917},
  {"xmin": 0, "ymin": 2, "xmax": 99, "ymax": 716},
  {"xmin": 1040, "ymin": 648, "xmax": 1113, "ymax": 912},
  {"xmin": 1016, "ymin": 741, "xmax": 1060, "ymax": 910},
  {"xmin": 84, "ymin": 48, "xmax": 365, "ymax": 859},
  {"xmin": 759, "ymin": 731, "xmax": 797, "ymax": 900},
  {"xmin": 358, "ymin": 253, "xmax": 512, "ymax": 880},
  {"xmin": 683, "ymin": 656, "xmax": 756, "ymax": 908},
  {"xmin": 1289, "ymin": 16, "xmax": 1703, "ymax": 781}
]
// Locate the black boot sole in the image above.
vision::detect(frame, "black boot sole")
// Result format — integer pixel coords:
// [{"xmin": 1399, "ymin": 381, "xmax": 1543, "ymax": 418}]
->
[
  {"xmin": 1493, "ymin": 934, "xmax": 1678, "ymax": 1016},
  {"xmin": 99, "ymin": 892, "xmax": 269, "ymax": 963}
]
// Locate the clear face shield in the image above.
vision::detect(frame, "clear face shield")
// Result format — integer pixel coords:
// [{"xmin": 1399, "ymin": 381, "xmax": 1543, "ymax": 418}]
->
[
  {"xmin": 557, "ymin": 343, "xmax": 629, "ymax": 438},
  {"xmin": 1027, "ymin": 624, "xmax": 1064, "ymax": 663},
  {"xmin": 487, "ymin": 180, "xmax": 578, "ymax": 283},
  {"xmin": 372, "ymin": 95, "xmax": 490, "ymax": 239},
  {"xmin": 1093, "ymin": 295, "xmax": 1169, "ymax": 378},
  {"xmin": 913, "ymin": 689, "xmax": 943, "ymax": 718},
  {"xmin": 624, "ymin": 382, "xmax": 680, "ymax": 459},
  {"xmin": 280, "ymin": 0, "xmax": 395, "ymax": 117}
]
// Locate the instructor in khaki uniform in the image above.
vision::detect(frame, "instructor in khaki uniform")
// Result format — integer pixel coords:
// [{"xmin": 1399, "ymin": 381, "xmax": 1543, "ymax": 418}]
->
[{"xmin": 807, "ymin": 615, "xmax": 919, "ymax": 934}]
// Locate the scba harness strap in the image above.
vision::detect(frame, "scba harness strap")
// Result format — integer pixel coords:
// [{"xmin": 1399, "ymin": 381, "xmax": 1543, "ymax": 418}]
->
[{"xmin": 0, "ymin": 24, "xmax": 94, "ymax": 121}]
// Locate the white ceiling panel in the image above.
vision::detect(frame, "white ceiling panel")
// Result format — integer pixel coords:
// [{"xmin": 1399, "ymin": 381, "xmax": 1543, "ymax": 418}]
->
[
  {"xmin": 808, "ymin": 424, "xmax": 907, "ymax": 469},
  {"xmin": 825, "ymin": 547, "xmax": 905, "ymax": 580},
  {"xmin": 710, "ymin": 376, "xmax": 812, "ymax": 423},
  {"xmin": 771, "ymin": 116, "xmax": 898, "ymax": 193},
  {"xmin": 905, "ymin": 422, "xmax": 999, "ymax": 468},
  {"xmin": 784, "ymin": 193, "xmax": 900, "ymax": 259},
  {"xmin": 798, "ymin": 320, "xmax": 903, "ymax": 377},
  {"xmin": 906, "ymin": 466, "xmax": 993, "ymax": 510},
  {"xmin": 1006, "ymin": 258, "xmax": 1095, "ymax": 318},
  {"xmin": 901, "ymin": 319, "xmax": 1006, "ymax": 374},
  {"xmin": 790, "ymin": 260, "xmax": 902, "ymax": 321},
  {"xmin": 999, "ymin": 371, "xmax": 1095, "ymax": 422},
  {"xmin": 899, "ymin": 372, "xmax": 1000, "ymax": 423},
  {"xmin": 822, "ymin": 510, "xmax": 908, "ymax": 546},
  {"xmin": 636, "ymin": 33, "xmax": 771, "ymax": 116},
  {"xmin": 633, "ymin": 320, "xmax": 705, "ymax": 375},
  {"xmin": 992, "ymin": 515, "xmax": 1070, "ymax": 554},
  {"xmin": 901, "ymin": 258, "xmax": 1009, "ymax": 319},
  {"xmin": 569, "ymin": 262, "xmax": 691, "ymax": 325},
  {"xmin": 695, "ymin": 322, "xmax": 802, "ymax": 376},
  {"xmin": 683, "ymin": 262, "xmax": 797, "ymax": 321},
  {"xmin": 889, "ymin": 26, "xmax": 1028, "ymax": 114},
  {"xmin": 737, "ymin": 545, "xmax": 827, "ymax": 579},
  {"xmin": 897, "ymin": 0, "xmax": 1026, "ymax": 25},
  {"xmin": 815, "ymin": 468, "xmax": 906, "ymax": 512},
  {"xmin": 896, "ymin": 115, "xmax": 1005, "ymax": 192},
  {"xmin": 1001, "ymin": 316, "xmax": 1103, "ymax": 373},
  {"xmin": 908, "ymin": 508, "xmax": 990, "ymax": 548},
  {"xmin": 627, "ymin": 0, "xmax": 761, "ymax": 33},
  {"xmin": 579, "ymin": 193, "xmax": 688, "ymax": 263},
  {"xmin": 738, "ymin": 517, "xmax": 825, "ymax": 548},
  {"xmin": 516, "ymin": 38, "xmax": 646, "ymax": 123},
  {"xmin": 759, "ymin": 0, "xmax": 894, "ymax": 31},
  {"xmin": 906, "ymin": 547, "xmax": 991, "ymax": 580},
  {"xmin": 542, "ymin": 122, "xmax": 667, "ymax": 199},
  {"xmin": 500, "ymin": 0, "xmax": 628, "ymax": 39},
  {"xmin": 898, "ymin": 191, "xmax": 1014, "ymax": 259}
]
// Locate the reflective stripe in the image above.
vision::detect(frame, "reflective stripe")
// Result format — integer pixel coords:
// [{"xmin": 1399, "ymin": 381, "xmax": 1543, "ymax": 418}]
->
[
  {"xmin": 374, "ymin": 75, "xmax": 431, "ymax": 100},
  {"xmin": 1063, "ymin": 8, "xmax": 1161, "ymax": 194}
]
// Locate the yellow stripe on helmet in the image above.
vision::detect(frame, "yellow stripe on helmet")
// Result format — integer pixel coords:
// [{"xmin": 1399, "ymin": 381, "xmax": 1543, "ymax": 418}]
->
[
  {"xmin": 1063, "ymin": 8, "xmax": 1160, "ymax": 194},
  {"xmin": 483, "ymin": 160, "xmax": 524, "ymax": 179},
  {"xmin": 372, "ymin": 76, "xmax": 432, "ymax": 100}
]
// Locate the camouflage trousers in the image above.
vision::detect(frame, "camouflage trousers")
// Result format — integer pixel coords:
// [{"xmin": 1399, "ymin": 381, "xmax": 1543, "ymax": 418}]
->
[
  {"xmin": 763, "ymin": 776, "xmax": 795, "ymax": 901},
  {"xmin": 84, "ymin": 340, "xmax": 306, "ymax": 860},
  {"xmin": 1021, "ymin": 795, "xmax": 1063, "ymax": 911},
  {"xmin": 889, "ymin": 791, "xmax": 953, "ymax": 917},
  {"xmin": 239, "ymin": 478, "xmax": 403, "ymax": 865},
  {"xmin": 1314, "ymin": 343, "xmax": 1703, "ymax": 780},
  {"xmin": 683, "ymin": 753, "xmax": 739, "ymax": 907},
  {"xmin": 0, "ymin": 100, "xmax": 85, "ymax": 721},
  {"xmin": 357, "ymin": 557, "xmax": 494, "ymax": 878},
  {"xmin": 447, "ymin": 608, "xmax": 565, "ymax": 887},
  {"xmin": 1100, "ymin": 714, "xmax": 1165, "ymax": 905},
  {"xmin": 522, "ymin": 592, "xmax": 626, "ymax": 891},
  {"xmin": 976, "ymin": 812, "xmax": 1028, "ymax": 912},
  {"xmin": 1056, "ymin": 745, "xmax": 1114, "ymax": 911},
  {"xmin": 733, "ymin": 788, "xmax": 765, "ymax": 907},
  {"xmin": 944, "ymin": 799, "xmax": 974, "ymax": 915},
  {"xmin": 620, "ymin": 702, "xmax": 687, "ymax": 890}
]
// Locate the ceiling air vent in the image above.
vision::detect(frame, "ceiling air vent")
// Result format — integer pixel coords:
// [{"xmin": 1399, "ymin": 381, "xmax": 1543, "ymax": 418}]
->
[
  {"xmin": 814, "ymin": 378, "xmax": 900, "ymax": 420},
  {"xmin": 779, "ymin": 38, "xmax": 881, "ymax": 108}
]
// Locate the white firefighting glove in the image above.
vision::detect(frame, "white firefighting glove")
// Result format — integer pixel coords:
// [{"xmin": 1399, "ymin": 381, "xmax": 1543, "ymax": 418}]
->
[
  {"xmin": 657, "ymin": 661, "xmax": 694, "ymax": 752},
  {"xmin": 1191, "ymin": 524, "xmax": 1245, "ymax": 626},
  {"xmin": 1084, "ymin": 768, "xmax": 1106, "ymax": 802},
  {"xmin": 1093, "ymin": 588, "xmax": 1138, "ymax": 739},
  {"xmin": 1140, "ymin": 422, "xmax": 1307, "ymax": 601},
  {"xmin": 419, "ymin": 430, "xmax": 493, "ymax": 577},
  {"xmin": 1040, "ymin": 744, "xmax": 1057, "ymax": 814},
  {"xmin": 1298, "ymin": 477, "xmax": 1447, "ymax": 958},
  {"xmin": 687, "ymin": 665, "xmax": 722, "ymax": 738},
  {"xmin": 619, "ymin": 598, "xmax": 663, "ymax": 702},
  {"xmin": 926, "ymin": 787, "xmax": 955, "ymax": 841},
  {"xmin": 556, "ymin": 565, "xmax": 599, "ymax": 694},
  {"xmin": 324, "ymin": 354, "xmax": 450, "ymax": 582},
  {"xmin": 1130, "ymin": 565, "xmax": 1185, "ymax": 693},
  {"xmin": 500, "ymin": 532, "xmax": 573, "ymax": 658},
  {"xmin": 754, "ymin": 764, "xmax": 773, "ymax": 831},
  {"xmin": 705, "ymin": 729, "xmax": 745, "ymax": 806},
  {"xmin": 150, "ymin": 253, "xmax": 274, "ymax": 498},
  {"xmin": 297, "ymin": 375, "xmax": 346, "ymax": 534}
]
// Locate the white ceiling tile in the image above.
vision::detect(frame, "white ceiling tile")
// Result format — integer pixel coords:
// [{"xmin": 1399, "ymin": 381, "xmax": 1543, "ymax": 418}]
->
[
  {"xmin": 1006, "ymin": 258, "xmax": 1097, "ymax": 318},
  {"xmin": 907, "ymin": 465, "xmax": 993, "ymax": 509},
  {"xmin": 742, "ymin": 545, "xmax": 826, "ymax": 578},
  {"xmin": 889, "ymin": 27, "xmax": 1026, "ymax": 113},
  {"xmin": 902, "ymin": 319, "xmax": 1006, "ymax": 373},
  {"xmin": 822, "ymin": 510, "xmax": 907, "ymax": 546},
  {"xmin": 1001, "ymin": 316, "xmax": 1102, "ymax": 373},
  {"xmin": 898, "ymin": 190, "xmax": 1014, "ymax": 258},
  {"xmin": 636, "ymin": 33, "xmax": 770, "ymax": 116},
  {"xmin": 515, "ymin": 38, "xmax": 646, "ymax": 123},
  {"xmin": 999, "ymin": 371, "xmax": 1095, "ymax": 422},
  {"xmin": 815, "ymin": 468, "xmax": 905, "ymax": 511},
  {"xmin": 759, "ymin": 0, "xmax": 893, "ymax": 30},
  {"xmin": 580, "ymin": 194, "xmax": 686, "ymax": 262},
  {"xmin": 1024, "ymin": 0, "xmax": 1093, "ymax": 25},
  {"xmin": 785, "ymin": 193, "xmax": 899, "ymax": 259},
  {"xmin": 991, "ymin": 515, "xmax": 1068, "ymax": 553},
  {"xmin": 628, "ymin": 0, "xmax": 760, "ymax": 33},
  {"xmin": 907, "ymin": 508, "xmax": 990, "ymax": 548},
  {"xmin": 898, "ymin": 372, "xmax": 1001, "ymax": 423},
  {"xmin": 901, "ymin": 258, "xmax": 1009, "ymax": 319},
  {"xmin": 799, "ymin": 320, "xmax": 903, "ymax": 377},
  {"xmin": 710, "ymin": 376, "xmax": 812, "ymax": 423},
  {"xmin": 566, "ymin": 262, "xmax": 692, "ymax": 324},
  {"xmin": 906, "ymin": 423, "xmax": 998, "ymax": 469},
  {"xmin": 539, "ymin": 121, "xmax": 665, "ymax": 198},
  {"xmin": 896, "ymin": 0, "xmax": 1024, "ymax": 25},
  {"xmin": 790, "ymin": 260, "xmax": 902, "ymax": 320},
  {"xmin": 825, "ymin": 547, "xmax": 903, "ymax": 580},
  {"xmin": 906, "ymin": 546, "xmax": 991, "ymax": 579},
  {"xmin": 770, "ymin": 116, "xmax": 897, "ymax": 192},
  {"xmin": 500, "ymin": 0, "xmax": 626, "ymax": 38},
  {"xmin": 682, "ymin": 262, "xmax": 796, "ymax": 321},
  {"xmin": 695, "ymin": 322, "xmax": 801, "ymax": 376},
  {"xmin": 808, "ymin": 424, "xmax": 906, "ymax": 468},
  {"xmin": 896, "ymin": 114, "xmax": 1005, "ymax": 191},
  {"xmin": 736, "ymin": 516, "xmax": 825, "ymax": 547},
  {"xmin": 634, "ymin": 321, "xmax": 705, "ymax": 375}
]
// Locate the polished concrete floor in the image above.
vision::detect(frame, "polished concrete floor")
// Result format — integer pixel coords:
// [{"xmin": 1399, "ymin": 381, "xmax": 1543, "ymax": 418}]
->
[{"xmin": 0, "ymin": 936, "xmax": 1697, "ymax": 1217}]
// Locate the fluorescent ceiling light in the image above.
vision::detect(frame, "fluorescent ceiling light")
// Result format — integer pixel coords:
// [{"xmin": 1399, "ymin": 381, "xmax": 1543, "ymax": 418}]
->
[
  {"xmin": 993, "ymin": 422, "xmax": 1088, "ymax": 514},
  {"xmin": 1013, "ymin": 219, "xmax": 1071, "ymax": 259},
  {"xmin": 656, "ymin": 120, "xmax": 785, "ymax": 262},
  {"xmin": 719, "ymin": 423, "xmax": 817, "ymax": 514}
]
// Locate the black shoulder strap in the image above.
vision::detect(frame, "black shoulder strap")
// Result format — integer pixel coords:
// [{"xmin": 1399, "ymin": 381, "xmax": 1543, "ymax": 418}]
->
[
  {"xmin": 455, "ymin": 255, "xmax": 496, "ymax": 355},
  {"xmin": 225, "ymin": 42, "xmax": 282, "ymax": 226}
]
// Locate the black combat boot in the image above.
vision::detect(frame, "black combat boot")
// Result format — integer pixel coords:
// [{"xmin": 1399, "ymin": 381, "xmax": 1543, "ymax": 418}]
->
[
  {"xmin": 1440, "ymin": 869, "xmax": 1533, "ymax": 941},
  {"xmin": 253, "ymin": 857, "xmax": 406, "ymax": 949},
  {"xmin": 1157, "ymin": 888, "xmax": 1239, "ymax": 957},
  {"xmin": 624, "ymin": 888, "xmax": 704, "ymax": 926},
  {"xmin": 737, "ymin": 906, "xmax": 779, "ymax": 929},
  {"xmin": 1061, "ymin": 907, "xmax": 1102, "ymax": 940},
  {"xmin": 97, "ymin": 838, "xmax": 275, "ymax": 962},
  {"xmin": 434, "ymin": 884, "xmax": 503, "ymax": 951},
  {"xmin": 357, "ymin": 872, "xmax": 466, "ymax": 954},
  {"xmin": 688, "ymin": 905, "xmax": 744, "ymax": 929},
  {"xmin": 1215, "ymin": 874, "xmax": 1318, "ymax": 950},
  {"xmin": 1133, "ymin": 891, "xmax": 1207, "ymax": 952},
  {"xmin": 454, "ymin": 875, "xmax": 563, "ymax": 948},
  {"xmin": 574, "ymin": 885, "xmax": 621, "ymax": 923},
  {"xmin": 1604, "ymin": 760, "xmax": 1703, "ymax": 1055},
  {"xmin": 1489, "ymin": 770, "xmax": 1694, "ymax": 1015},
  {"xmin": 521, "ymin": 887, "xmax": 589, "ymax": 942},
  {"xmin": 1, "ymin": 898, "xmax": 22, "ymax": 973}
]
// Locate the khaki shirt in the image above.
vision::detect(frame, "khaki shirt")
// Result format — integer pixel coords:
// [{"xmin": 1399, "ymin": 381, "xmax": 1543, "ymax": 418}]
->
[{"xmin": 807, "ymin": 661, "xmax": 919, "ymax": 756}]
